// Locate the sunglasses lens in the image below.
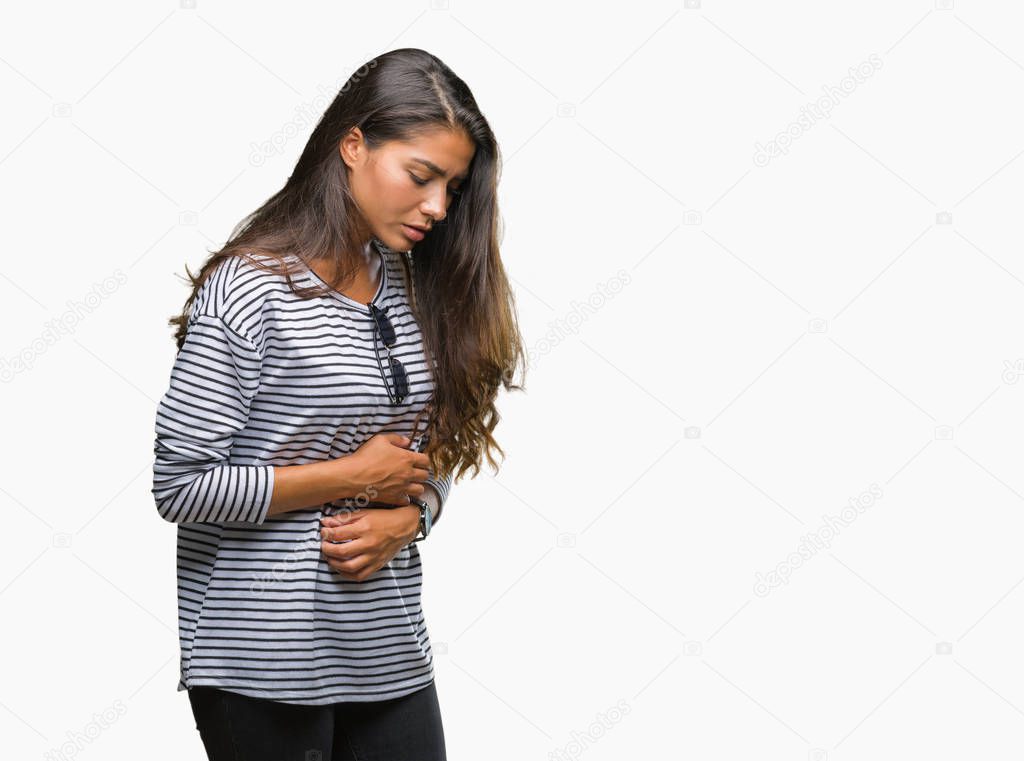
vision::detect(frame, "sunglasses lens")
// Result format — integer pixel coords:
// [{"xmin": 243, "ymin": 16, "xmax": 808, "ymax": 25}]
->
[
  {"xmin": 373, "ymin": 309, "xmax": 396, "ymax": 345},
  {"xmin": 370, "ymin": 304, "xmax": 405, "ymax": 403},
  {"xmin": 390, "ymin": 358, "xmax": 408, "ymax": 400}
]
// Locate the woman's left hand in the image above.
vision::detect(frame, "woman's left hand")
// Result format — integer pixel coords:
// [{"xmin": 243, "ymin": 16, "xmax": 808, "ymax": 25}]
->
[{"xmin": 320, "ymin": 506, "xmax": 420, "ymax": 582}]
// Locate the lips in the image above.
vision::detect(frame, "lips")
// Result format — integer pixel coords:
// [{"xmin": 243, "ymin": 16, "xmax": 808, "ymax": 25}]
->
[{"xmin": 401, "ymin": 224, "xmax": 426, "ymax": 242}]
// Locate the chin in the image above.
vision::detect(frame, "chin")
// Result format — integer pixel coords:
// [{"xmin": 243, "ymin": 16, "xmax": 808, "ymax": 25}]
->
[
  {"xmin": 391, "ymin": 235, "xmax": 416, "ymax": 253},
  {"xmin": 370, "ymin": 228, "xmax": 405, "ymax": 252}
]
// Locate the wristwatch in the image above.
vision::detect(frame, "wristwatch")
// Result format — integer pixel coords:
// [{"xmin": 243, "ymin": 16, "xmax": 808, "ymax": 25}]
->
[{"xmin": 408, "ymin": 495, "xmax": 432, "ymax": 544}]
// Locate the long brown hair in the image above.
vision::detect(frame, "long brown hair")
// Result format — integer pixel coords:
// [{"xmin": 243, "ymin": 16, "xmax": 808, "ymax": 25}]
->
[{"xmin": 167, "ymin": 48, "xmax": 526, "ymax": 484}]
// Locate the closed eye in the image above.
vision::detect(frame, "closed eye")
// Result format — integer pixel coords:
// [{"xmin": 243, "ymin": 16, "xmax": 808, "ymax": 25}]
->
[{"xmin": 409, "ymin": 172, "xmax": 462, "ymax": 196}]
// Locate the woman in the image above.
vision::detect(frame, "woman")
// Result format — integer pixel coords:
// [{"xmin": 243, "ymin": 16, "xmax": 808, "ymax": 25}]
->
[{"xmin": 151, "ymin": 48, "xmax": 525, "ymax": 760}]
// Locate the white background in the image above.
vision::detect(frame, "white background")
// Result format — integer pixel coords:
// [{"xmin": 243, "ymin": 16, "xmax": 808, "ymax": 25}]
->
[{"xmin": 2, "ymin": 1, "xmax": 1024, "ymax": 758}]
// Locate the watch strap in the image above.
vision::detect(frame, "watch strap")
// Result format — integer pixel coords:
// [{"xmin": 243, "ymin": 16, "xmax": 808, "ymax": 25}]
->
[{"xmin": 408, "ymin": 495, "xmax": 430, "ymax": 543}]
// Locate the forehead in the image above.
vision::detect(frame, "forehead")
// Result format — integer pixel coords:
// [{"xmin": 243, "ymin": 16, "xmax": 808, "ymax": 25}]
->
[{"xmin": 392, "ymin": 128, "xmax": 475, "ymax": 179}]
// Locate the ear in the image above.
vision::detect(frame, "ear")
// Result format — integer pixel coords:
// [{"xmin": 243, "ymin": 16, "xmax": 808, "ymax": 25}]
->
[{"xmin": 339, "ymin": 126, "xmax": 364, "ymax": 170}]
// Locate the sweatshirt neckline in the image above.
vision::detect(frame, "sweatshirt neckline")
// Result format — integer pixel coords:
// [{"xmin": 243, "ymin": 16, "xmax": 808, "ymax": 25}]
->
[{"xmin": 305, "ymin": 240, "xmax": 388, "ymax": 310}]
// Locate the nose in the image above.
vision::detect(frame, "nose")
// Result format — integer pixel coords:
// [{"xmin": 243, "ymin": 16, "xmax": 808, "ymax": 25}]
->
[{"xmin": 420, "ymin": 186, "xmax": 448, "ymax": 224}]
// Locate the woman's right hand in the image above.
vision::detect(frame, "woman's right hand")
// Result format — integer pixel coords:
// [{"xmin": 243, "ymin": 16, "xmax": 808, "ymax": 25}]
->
[{"xmin": 342, "ymin": 432, "xmax": 431, "ymax": 505}]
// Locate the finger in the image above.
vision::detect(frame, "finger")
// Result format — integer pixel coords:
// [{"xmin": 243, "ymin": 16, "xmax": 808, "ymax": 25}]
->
[
  {"xmin": 327, "ymin": 555, "xmax": 371, "ymax": 577},
  {"xmin": 320, "ymin": 522, "xmax": 363, "ymax": 543},
  {"xmin": 389, "ymin": 484, "xmax": 424, "ymax": 501},
  {"xmin": 332, "ymin": 562, "xmax": 381, "ymax": 582},
  {"xmin": 321, "ymin": 516, "xmax": 361, "ymax": 528},
  {"xmin": 341, "ymin": 507, "xmax": 366, "ymax": 519},
  {"xmin": 387, "ymin": 433, "xmax": 411, "ymax": 448},
  {"xmin": 321, "ymin": 511, "xmax": 364, "ymax": 527},
  {"xmin": 321, "ymin": 537, "xmax": 368, "ymax": 562},
  {"xmin": 380, "ymin": 492, "xmax": 415, "ymax": 505}
]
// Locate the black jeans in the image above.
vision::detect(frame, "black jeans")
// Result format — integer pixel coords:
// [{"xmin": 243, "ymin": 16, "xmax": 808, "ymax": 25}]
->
[{"xmin": 188, "ymin": 680, "xmax": 446, "ymax": 761}]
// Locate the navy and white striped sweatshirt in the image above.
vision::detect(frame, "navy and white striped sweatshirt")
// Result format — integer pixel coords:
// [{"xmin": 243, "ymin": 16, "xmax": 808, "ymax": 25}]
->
[{"xmin": 151, "ymin": 240, "xmax": 452, "ymax": 705}]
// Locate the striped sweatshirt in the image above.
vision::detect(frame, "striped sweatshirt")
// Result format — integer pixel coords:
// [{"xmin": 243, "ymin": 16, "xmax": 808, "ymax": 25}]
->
[{"xmin": 151, "ymin": 239, "xmax": 452, "ymax": 705}]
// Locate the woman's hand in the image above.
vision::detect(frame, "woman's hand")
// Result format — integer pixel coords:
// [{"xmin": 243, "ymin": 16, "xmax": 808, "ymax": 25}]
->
[
  {"xmin": 320, "ymin": 506, "xmax": 420, "ymax": 582},
  {"xmin": 341, "ymin": 433, "xmax": 431, "ymax": 505}
]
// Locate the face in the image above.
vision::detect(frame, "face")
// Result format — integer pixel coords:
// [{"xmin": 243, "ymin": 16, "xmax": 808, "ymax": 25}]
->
[{"xmin": 340, "ymin": 125, "xmax": 476, "ymax": 252}]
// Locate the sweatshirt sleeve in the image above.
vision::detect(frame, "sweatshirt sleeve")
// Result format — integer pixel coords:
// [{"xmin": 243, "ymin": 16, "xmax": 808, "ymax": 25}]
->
[
  {"xmin": 423, "ymin": 469, "xmax": 453, "ymax": 525},
  {"xmin": 151, "ymin": 313, "xmax": 275, "ymax": 524}
]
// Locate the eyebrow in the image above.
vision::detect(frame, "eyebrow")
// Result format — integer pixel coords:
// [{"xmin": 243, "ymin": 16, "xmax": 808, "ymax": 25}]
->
[{"xmin": 411, "ymin": 157, "xmax": 468, "ymax": 182}]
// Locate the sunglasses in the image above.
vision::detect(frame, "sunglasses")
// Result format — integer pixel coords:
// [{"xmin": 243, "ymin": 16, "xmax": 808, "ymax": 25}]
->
[{"xmin": 369, "ymin": 303, "xmax": 409, "ymax": 405}]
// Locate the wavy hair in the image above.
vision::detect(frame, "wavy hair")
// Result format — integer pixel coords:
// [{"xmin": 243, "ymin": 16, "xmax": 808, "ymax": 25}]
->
[{"xmin": 167, "ymin": 48, "xmax": 526, "ymax": 484}]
